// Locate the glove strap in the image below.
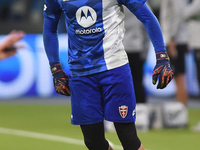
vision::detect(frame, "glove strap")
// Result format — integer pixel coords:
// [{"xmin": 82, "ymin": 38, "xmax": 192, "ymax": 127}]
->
[
  {"xmin": 156, "ymin": 51, "xmax": 169, "ymax": 61},
  {"xmin": 50, "ymin": 62, "xmax": 63, "ymax": 76}
]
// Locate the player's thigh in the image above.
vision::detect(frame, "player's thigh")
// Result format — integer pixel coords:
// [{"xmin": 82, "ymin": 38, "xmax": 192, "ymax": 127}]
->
[
  {"xmin": 100, "ymin": 64, "xmax": 136, "ymax": 123},
  {"xmin": 69, "ymin": 75, "xmax": 103, "ymax": 125}
]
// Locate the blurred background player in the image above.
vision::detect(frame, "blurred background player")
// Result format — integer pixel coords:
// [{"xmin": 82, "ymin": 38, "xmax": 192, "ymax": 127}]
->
[
  {"xmin": 184, "ymin": 0, "xmax": 200, "ymax": 131},
  {"xmin": 0, "ymin": 30, "xmax": 25, "ymax": 60},
  {"xmin": 184, "ymin": 0, "xmax": 200, "ymax": 96},
  {"xmin": 160, "ymin": 0, "xmax": 189, "ymax": 106}
]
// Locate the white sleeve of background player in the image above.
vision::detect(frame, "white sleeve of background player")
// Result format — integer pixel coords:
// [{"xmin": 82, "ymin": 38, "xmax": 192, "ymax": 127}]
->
[
  {"xmin": 160, "ymin": 0, "xmax": 182, "ymax": 44},
  {"xmin": 184, "ymin": 0, "xmax": 200, "ymax": 20}
]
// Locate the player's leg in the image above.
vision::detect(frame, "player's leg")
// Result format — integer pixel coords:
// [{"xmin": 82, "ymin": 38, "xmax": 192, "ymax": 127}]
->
[
  {"xmin": 101, "ymin": 64, "xmax": 144, "ymax": 150},
  {"xmin": 175, "ymin": 45, "xmax": 188, "ymax": 106},
  {"xmin": 168, "ymin": 44, "xmax": 188, "ymax": 106},
  {"xmin": 114, "ymin": 122, "xmax": 144, "ymax": 150},
  {"xmin": 127, "ymin": 52, "xmax": 146, "ymax": 103},
  {"xmin": 174, "ymin": 74, "xmax": 188, "ymax": 105},
  {"xmin": 80, "ymin": 122, "xmax": 113, "ymax": 150},
  {"xmin": 69, "ymin": 75, "xmax": 113, "ymax": 150}
]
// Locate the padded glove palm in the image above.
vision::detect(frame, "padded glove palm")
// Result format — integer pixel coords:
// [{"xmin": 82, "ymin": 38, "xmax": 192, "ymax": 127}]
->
[
  {"xmin": 50, "ymin": 62, "xmax": 70, "ymax": 96},
  {"xmin": 152, "ymin": 51, "xmax": 174, "ymax": 89}
]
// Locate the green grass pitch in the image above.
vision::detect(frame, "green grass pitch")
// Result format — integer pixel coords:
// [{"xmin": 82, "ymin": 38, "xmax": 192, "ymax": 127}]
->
[{"xmin": 0, "ymin": 103, "xmax": 200, "ymax": 150}]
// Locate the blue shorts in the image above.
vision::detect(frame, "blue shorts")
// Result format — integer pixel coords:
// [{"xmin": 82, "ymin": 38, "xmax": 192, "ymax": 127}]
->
[{"xmin": 69, "ymin": 64, "xmax": 136, "ymax": 125}]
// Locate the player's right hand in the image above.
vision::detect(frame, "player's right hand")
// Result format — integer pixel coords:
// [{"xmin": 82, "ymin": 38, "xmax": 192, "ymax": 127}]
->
[{"xmin": 50, "ymin": 62, "xmax": 70, "ymax": 96}]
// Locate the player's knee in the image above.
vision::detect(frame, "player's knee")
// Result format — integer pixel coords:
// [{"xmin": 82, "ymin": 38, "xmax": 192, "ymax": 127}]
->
[{"xmin": 84, "ymin": 138, "xmax": 109, "ymax": 150}]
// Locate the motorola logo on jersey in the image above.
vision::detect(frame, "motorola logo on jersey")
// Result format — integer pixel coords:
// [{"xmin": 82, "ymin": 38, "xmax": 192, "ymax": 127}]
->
[
  {"xmin": 75, "ymin": 6, "xmax": 102, "ymax": 35},
  {"xmin": 75, "ymin": 27, "xmax": 102, "ymax": 35},
  {"xmin": 76, "ymin": 6, "xmax": 97, "ymax": 28}
]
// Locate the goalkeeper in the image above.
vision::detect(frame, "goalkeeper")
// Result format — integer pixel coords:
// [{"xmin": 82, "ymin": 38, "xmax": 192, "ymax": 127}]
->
[{"xmin": 43, "ymin": 0, "xmax": 173, "ymax": 150}]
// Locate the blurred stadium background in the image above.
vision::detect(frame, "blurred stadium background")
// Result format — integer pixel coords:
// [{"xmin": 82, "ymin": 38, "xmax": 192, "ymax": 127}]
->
[{"xmin": 0, "ymin": 0, "xmax": 200, "ymax": 150}]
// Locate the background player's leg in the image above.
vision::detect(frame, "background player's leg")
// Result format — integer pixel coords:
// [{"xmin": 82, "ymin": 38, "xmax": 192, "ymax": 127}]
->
[
  {"xmin": 195, "ymin": 50, "xmax": 200, "ymax": 95},
  {"xmin": 167, "ymin": 45, "xmax": 188, "ymax": 106},
  {"xmin": 80, "ymin": 122, "xmax": 113, "ymax": 150},
  {"xmin": 127, "ymin": 53, "xmax": 146, "ymax": 103},
  {"xmin": 114, "ymin": 122, "xmax": 144, "ymax": 150},
  {"xmin": 174, "ymin": 74, "xmax": 188, "ymax": 106}
]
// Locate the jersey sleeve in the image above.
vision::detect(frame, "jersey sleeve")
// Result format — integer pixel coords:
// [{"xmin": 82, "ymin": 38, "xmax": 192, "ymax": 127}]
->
[
  {"xmin": 43, "ymin": 18, "xmax": 60, "ymax": 63},
  {"xmin": 43, "ymin": 0, "xmax": 62, "ymax": 63},
  {"xmin": 117, "ymin": 0, "xmax": 147, "ymax": 12},
  {"xmin": 43, "ymin": 0, "xmax": 62, "ymax": 21},
  {"xmin": 132, "ymin": 4, "xmax": 166, "ymax": 52}
]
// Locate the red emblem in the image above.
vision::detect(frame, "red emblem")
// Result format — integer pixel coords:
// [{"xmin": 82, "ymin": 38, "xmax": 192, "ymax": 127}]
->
[{"xmin": 119, "ymin": 105, "xmax": 128, "ymax": 118}]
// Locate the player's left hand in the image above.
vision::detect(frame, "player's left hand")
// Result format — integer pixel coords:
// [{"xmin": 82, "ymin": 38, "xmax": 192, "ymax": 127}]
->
[
  {"xmin": 152, "ymin": 51, "xmax": 174, "ymax": 89},
  {"xmin": 50, "ymin": 62, "xmax": 70, "ymax": 96}
]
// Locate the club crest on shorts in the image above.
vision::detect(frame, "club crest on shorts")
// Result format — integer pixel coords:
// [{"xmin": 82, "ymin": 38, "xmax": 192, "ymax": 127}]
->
[{"xmin": 119, "ymin": 105, "xmax": 128, "ymax": 118}]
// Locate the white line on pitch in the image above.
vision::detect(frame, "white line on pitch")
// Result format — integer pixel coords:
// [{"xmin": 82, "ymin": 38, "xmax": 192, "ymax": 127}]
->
[{"xmin": 0, "ymin": 127, "xmax": 123, "ymax": 150}]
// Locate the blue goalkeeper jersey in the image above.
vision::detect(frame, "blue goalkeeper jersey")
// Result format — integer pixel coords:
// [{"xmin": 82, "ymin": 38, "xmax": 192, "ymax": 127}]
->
[{"xmin": 43, "ymin": 0, "xmax": 165, "ymax": 77}]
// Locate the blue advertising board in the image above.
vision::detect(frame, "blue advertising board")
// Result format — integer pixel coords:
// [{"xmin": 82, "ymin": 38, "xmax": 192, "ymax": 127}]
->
[{"xmin": 0, "ymin": 34, "xmax": 199, "ymax": 99}]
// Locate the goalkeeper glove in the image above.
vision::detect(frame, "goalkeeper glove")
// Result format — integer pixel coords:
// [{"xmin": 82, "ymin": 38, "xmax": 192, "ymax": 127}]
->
[
  {"xmin": 152, "ymin": 51, "xmax": 174, "ymax": 89},
  {"xmin": 50, "ymin": 62, "xmax": 70, "ymax": 96}
]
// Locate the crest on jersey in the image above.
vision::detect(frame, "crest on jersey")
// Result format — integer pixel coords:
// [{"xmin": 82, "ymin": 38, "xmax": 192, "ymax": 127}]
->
[
  {"xmin": 119, "ymin": 105, "xmax": 128, "ymax": 118},
  {"xmin": 76, "ymin": 6, "xmax": 97, "ymax": 28}
]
